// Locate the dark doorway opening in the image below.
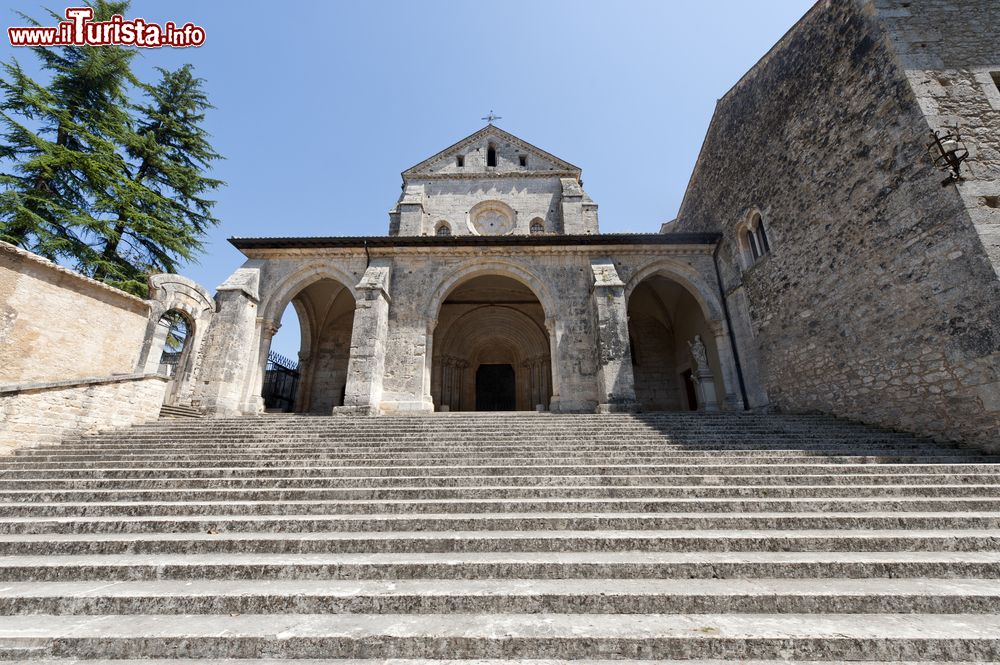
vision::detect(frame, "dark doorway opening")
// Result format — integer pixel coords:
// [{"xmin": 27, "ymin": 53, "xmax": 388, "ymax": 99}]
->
[
  {"xmin": 682, "ymin": 369, "xmax": 698, "ymax": 411},
  {"xmin": 476, "ymin": 364, "xmax": 516, "ymax": 411}
]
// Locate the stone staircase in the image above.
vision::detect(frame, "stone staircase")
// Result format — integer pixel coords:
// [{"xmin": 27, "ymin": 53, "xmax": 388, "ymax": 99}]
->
[
  {"xmin": 0, "ymin": 412, "xmax": 999, "ymax": 662},
  {"xmin": 158, "ymin": 403, "xmax": 206, "ymax": 419}
]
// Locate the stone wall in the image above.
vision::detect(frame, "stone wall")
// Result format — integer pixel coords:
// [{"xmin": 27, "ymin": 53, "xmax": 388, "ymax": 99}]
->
[
  {"xmin": 417, "ymin": 177, "xmax": 564, "ymax": 236},
  {"xmin": 0, "ymin": 374, "xmax": 168, "ymax": 453},
  {"xmin": 671, "ymin": 0, "xmax": 1000, "ymax": 446},
  {"xmin": 0, "ymin": 241, "xmax": 150, "ymax": 384},
  {"xmin": 877, "ymin": 0, "xmax": 1000, "ymax": 275}
]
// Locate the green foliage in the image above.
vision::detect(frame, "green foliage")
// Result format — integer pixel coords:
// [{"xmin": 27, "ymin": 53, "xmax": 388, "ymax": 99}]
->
[{"xmin": 0, "ymin": 0, "xmax": 223, "ymax": 296}]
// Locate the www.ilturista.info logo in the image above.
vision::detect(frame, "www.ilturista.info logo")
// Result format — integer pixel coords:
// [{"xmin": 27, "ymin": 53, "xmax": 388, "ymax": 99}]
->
[{"xmin": 8, "ymin": 7, "xmax": 205, "ymax": 47}]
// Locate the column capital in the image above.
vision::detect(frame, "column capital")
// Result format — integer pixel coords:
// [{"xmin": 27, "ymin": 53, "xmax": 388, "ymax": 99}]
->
[{"xmin": 258, "ymin": 318, "xmax": 281, "ymax": 338}]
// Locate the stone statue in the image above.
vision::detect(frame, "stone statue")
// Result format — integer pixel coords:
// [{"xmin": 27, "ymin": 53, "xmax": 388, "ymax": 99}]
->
[{"xmin": 688, "ymin": 335, "xmax": 708, "ymax": 372}]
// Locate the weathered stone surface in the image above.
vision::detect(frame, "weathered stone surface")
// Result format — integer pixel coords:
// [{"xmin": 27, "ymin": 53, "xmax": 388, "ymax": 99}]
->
[
  {"xmin": 391, "ymin": 126, "xmax": 594, "ymax": 237},
  {"xmin": 670, "ymin": 0, "xmax": 1000, "ymax": 446},
  {"xmin": 0, "ymin": 241, "xmax": 149, "ymax": 385},
  {"xmin": 0, "ymin": 374, "xmax": 167, "ymax": 452}
]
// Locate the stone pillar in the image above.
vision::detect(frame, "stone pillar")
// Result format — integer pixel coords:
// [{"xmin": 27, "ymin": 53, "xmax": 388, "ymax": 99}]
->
[
  {"xmin": 336, "ymin": 259, "xmax": 392, "ymax": 416},
  {"xmin": 295, "ymin": 352, "xmax": 312, "ymax": 413},
  {"xmin": 195, "ymin": 266, "xmax": 261, "ymax": 416},
  {"xmin": 590, "ymin": 258, "xmax": 638, "ymax": 413},
  {"xmin": 545, "ymin": 318, "xmax": 564, "ymax": 412}
]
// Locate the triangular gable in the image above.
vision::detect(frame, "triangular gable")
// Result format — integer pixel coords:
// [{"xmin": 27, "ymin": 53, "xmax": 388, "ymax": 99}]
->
[{"xmin": 402, "ymin": 125, "xmax": 581, "ymax": 177}]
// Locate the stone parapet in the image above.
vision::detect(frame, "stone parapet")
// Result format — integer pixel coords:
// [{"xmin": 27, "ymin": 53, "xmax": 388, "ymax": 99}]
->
[{"xmin": 0, "ymin": 373, "xmax": 168, "ymax": 453}]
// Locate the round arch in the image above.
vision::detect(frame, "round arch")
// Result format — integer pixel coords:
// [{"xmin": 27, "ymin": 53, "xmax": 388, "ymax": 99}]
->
[
  {"xmin": 439, "ymin": 305, "xmax": 550, "ymax": 359},
  {"xmin": 430, "ymin": 271, "xmax": 553, "ymax": 411},
  {"xmin": 424, "ymin": 259, "xmax": 557, "ymax": 322},
  {"xmin": 624, "ymin": 257, "xmax": 742, "ymax": 411},
  {"xmin": 624, "ymin": 257, "xmax": 725, "ymax": 327},
  {"xmin": 253, "ymin": 262, "xmax": 360, "ymax": 414},
  {"xmin": 259, "ymin": 261, "xmax": 359, "ymax": 324}
]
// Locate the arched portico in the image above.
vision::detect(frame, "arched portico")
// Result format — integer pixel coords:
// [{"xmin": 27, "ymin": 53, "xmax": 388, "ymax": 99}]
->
[
  {"xmin": 430, "ymin": 272, "xmax": 553, "ymax": 411},
  {"xmin": 624, "ymin": 260, "xmax": 743, "ymax": 411},
  {"xmin": 250, "ymin": 267, "xmax": 358, "ymax": 413}
]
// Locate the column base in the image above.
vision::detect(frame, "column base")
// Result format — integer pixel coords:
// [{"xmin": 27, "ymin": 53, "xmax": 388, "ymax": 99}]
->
[
  {"xmin": 332, "ymin": 405, "xmax": 381, "ymax": 416},
  {"xmin": 378, "ymin": 399, "xmax": 435, "ymax": 414},
  {"xmin": 595, "ymin": 400, "xmax": 640, "ymax": 414}
]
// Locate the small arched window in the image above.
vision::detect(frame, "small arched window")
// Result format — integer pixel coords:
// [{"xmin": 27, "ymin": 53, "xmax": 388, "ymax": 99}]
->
[
  {"xmin": 738, "ymin": 211, "xmax": 772, "ymax": 268},
  {"xmin": 530, "ymin": 219, "xmax": 545, "ymax": 234},
  {"xmin": 456, "ymin": 155, "xmax": 464, "ymax": 167},
  {"xmin": 435, "ymin": 222, "xmax": 452, "ymax": 237},
  {"xmin": 487, "ymin": 143, "xmax": 497, "ymax": 167}
]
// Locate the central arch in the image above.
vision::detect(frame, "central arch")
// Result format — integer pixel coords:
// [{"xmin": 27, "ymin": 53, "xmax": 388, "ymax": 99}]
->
[{"xmin": 432, "ymin": 274, "xmax": 552, "ymax": 411}]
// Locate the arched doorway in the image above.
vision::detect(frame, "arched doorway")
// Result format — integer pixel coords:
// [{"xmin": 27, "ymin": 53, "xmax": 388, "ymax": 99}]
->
[
  {"xmin": 266, "ymin": 277, "xmax": 356, "ymax": 414},
  {"xmin": 154, "ymin": 309, "xmax": 194, "ymax": 405},
  {"xmin": 432, "ymin": 275, "xmax": 551, "ymax": 411},
  {"xmin": 627, "ymin": 274, "xmax": 727, "ymax": 411}
]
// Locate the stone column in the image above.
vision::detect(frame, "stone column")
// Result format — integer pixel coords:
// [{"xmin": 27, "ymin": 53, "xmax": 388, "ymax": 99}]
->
[
  {"xmin": 245, "ymin": 318, "xmax": 280, "ymax": 413},
  {"xmin": 295, "ymin": 352, "xmax": 312, "ymax": 413},
  {"xmin": 710, "ymin": 321, "xmax": 744, "ymax": 410},
  {"xmin": 541, "ymin": 358, "xmax": 551, "ymax": 410},
  {"xmin": 531, "ymin": 358, "xmax": 542, "ymax": 408},
  {"xmin": 195, "ymin": 266, "xmax": 261, "ymax": 416},
  {"xmin": 456, "ymin": 360, "xmax": 467, "ymax": 411},
  {"xmin": 336, "ymin": 259, "xmax": 392, "ymax": 416},
  {"xmin": 443, "ymin": 357, "xmax": 454, "ymax": 410},
  {"xmin": 545, "ymin": 318, "xmax": 565, "ymax": 412},
  {"xmin": 590, "ymin": 258, "xmax": 638, "ymax": 413}
]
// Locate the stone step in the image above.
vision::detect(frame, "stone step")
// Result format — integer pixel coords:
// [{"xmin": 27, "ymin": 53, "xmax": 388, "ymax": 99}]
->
[
  {"xmin": 4, "ymin": 496, "xmax": 1000, "ymax": 518},
  {"xmin": 3, "ymin": 511, "xmax": 1000, "ymax": 535},
  {"xmin": 1, "ymin": 612, "xmax": 997, "ymax": 660},
  {"xmin": 14, "ymin": 660, "xmax": 995, "ymax": 665},
  {"xmin": 6, "ymin": 456, "xmax": 996, "ymax": 471},
  {"xmin": 3, "ymin": 462, "xmax": 998, "ymax": 476},
  {"xmin": 2, "ymin": 578, "xmax": 997, "ymax": 615},
  {"xmin": 99, "ymin": 428, "xmax": 920, "ymax": 437},
  {"xmin": 5, "ymin": 551, "xmax": 999, "ymax": 582},
  {"xmin": 2, "ymin": 483, "xmax": 997, "ymax": 501},
  {"xmin": 14, "ymin": 445, "xmax": 964, "ymax": 459},
  {"xmin": 2, "ymin": 470, "xmax": 998, "ymax": 490},
  {"xmin": 4, "ymin": 481, "xmax": 1000, "ymax": 505},
  {"xmin": 1, "ymin": 528, "xmax": 997, "ymax": 556},
  {"xmin": 12, "ymin": 450, "xmax": 986, "ymax": 463},
  {"xmin": 158, "ymin": 404, "xmax": 204, "ymax": 420}
]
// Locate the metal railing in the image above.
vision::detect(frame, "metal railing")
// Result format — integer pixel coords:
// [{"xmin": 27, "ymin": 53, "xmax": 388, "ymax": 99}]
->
[{"xmin": 262, "ymin": 350, "xmax": 299, "ymax": 412}]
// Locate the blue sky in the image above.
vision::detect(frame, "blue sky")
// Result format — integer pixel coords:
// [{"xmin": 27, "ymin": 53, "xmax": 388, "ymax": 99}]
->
[{"xmin": 1, "ymin": 0, "xmax": 814, "ymax": 357}]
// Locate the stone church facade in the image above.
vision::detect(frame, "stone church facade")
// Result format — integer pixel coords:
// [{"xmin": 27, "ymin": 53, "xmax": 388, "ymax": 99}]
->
[{"xmin": 196, "ymin": 125, "xmax": 744, "ymax": 418}]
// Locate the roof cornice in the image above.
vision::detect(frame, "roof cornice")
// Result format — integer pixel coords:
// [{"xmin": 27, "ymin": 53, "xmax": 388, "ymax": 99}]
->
[{"xmin": 230, "ymin": 232, "xmax": 720, "ymax": 254}]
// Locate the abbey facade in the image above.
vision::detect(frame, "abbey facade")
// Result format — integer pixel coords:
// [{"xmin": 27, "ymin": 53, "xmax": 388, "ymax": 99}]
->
[
  {"xmin": 193, "ymin": 124, "xmax": 743, "ymax": 418},
  {"xmin": 2, "ymin": 0, "xmax": 997, "ymax": 450}
]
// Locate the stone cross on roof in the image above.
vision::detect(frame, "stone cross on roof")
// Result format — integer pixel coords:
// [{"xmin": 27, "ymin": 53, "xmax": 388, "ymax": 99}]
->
[{"xmin": 481, "ymin": 110, "xmax": 502, "ymax": 125}]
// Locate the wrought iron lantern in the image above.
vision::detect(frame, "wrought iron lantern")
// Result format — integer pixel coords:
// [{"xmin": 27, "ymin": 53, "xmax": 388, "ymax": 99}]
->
[{"xmin": 926, "ymin": 129, "xmax": 969, "ymax": 187}]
